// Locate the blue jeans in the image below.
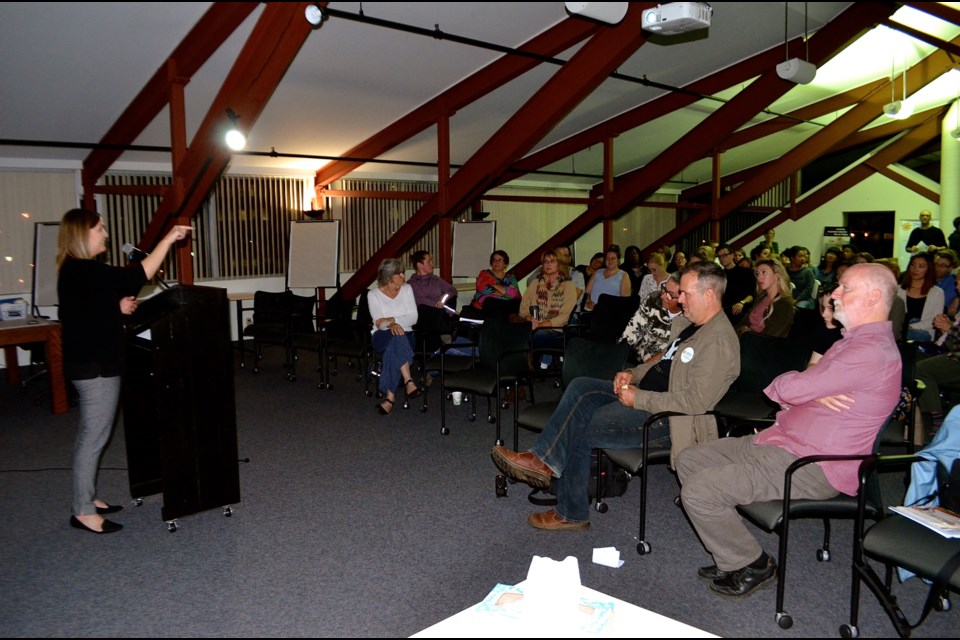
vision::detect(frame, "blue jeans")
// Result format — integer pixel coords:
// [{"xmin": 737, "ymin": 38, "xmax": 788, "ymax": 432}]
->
[
  {"xmin": 372, "ymin": 330, "xmax": 416, "ymax": 394},
  {"xmin": 530, "ymin": 377, "xmax": 670, "ymax": 522}
]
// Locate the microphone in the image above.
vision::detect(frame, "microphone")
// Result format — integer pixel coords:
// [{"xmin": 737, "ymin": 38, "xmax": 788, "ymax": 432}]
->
[
  {"xmin": 121, "ymin": 243, "xmax": 149, "ymax": 261},
  {"xmin": 121, "ymin": 242, "xmax": 170, "ymax": 289}
]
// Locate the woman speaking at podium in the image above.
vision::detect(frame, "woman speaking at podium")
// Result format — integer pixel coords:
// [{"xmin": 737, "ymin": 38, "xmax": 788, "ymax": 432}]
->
[{"xmin": 57, "ymin": 208, "xmax": 191, "ymax": 534}]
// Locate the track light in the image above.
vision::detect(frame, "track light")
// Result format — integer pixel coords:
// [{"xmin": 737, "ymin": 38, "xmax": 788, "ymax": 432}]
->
[
  {"xmin": 225, "ymin": 108, "xmax": 246, "ymax": 151},
  {"xmin": 305, "ymin": 4, "xmax": 327, "ymax": 29}
]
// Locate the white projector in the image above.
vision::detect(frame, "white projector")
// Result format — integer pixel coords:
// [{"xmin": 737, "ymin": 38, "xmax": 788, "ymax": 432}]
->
[{"xmin": 641, "ymin": 2, "xmax": 713, "ymax": 35}]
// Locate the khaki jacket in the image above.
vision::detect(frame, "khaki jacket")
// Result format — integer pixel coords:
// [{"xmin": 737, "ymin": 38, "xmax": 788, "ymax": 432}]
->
[{"xmin": 626, "ymin": 310, "xmax": 740, "ymax": 466}]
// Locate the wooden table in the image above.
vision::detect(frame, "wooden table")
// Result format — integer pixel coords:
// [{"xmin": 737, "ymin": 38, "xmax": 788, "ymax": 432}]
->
[{"xmin": 0, "ymin": 318, "xmax": 68, "ymax": 414}]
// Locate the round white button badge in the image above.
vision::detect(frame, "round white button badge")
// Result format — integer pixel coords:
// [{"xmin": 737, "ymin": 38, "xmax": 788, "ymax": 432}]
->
[{"xmin": 680, "ymin": 347, "xmax": 695, "ymax": 363}]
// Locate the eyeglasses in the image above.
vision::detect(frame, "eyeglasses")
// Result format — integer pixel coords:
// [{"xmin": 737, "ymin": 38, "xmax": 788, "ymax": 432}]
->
[
  {"xmin": 717, "ymin": 252, "xmax": 731, "ymax": 258},
  {"xmin": 660, "ymin": 285, "xmax": 680, "ymax": 301}
]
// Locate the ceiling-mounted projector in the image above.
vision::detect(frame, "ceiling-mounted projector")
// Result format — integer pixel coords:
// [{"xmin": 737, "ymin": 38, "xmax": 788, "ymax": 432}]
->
[
  {"xmin": 776, "ymin": 58, "xmax": 817, "ymax": 85},
  {"xmin": 641, "ymin": 2, "xmax": 713, "ymax": 36}
]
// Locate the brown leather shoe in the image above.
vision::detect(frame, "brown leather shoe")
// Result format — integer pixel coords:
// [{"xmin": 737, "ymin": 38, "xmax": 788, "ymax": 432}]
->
[
  {"xmin": 528, "ymin": 509, "xmax": 590, "ymax": 532},
  {"xmin": 491, "ymin": 446, "xmax": 552, "ymax": 489}
]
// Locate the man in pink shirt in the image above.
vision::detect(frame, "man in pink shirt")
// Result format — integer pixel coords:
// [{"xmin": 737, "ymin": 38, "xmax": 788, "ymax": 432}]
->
[{"xmin": 677, "ymin": 263, "xmax": 901, "ymax": 599}]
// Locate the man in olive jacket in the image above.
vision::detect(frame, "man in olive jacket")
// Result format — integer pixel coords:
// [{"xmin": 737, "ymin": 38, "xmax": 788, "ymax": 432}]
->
[{"xmin": 492, "ymin": 262, "xmax": 740, "ymax": 531}]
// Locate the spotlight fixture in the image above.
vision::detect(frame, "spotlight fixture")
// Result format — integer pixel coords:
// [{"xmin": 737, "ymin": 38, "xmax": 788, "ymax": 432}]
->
[
  {"xmin": 883, "ymin": 55, "xmax": 912, "ymax": 120},
  {"xmin": 564, "ymin": 2, "xmax": 628, "ymax": 25},
  {"xmin": 225, "ymin": 108, "xmax": 246, "ymax": 151},
  {"xmin": 775, "ymin": 3, "xmax": 816, "ymax": 85},
  {"xmin": 305, "ymin": 3, "xmax": 327, "ymax": 29}
]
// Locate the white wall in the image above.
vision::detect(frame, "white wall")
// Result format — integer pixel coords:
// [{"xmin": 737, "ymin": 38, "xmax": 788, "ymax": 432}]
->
[{"xmin": 743, "ymin": 172, "xmax": 939, "ymax": 269}]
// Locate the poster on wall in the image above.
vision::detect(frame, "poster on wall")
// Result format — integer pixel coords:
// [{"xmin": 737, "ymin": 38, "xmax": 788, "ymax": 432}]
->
[{"xmin": 822, "ymin": 227, "xmax": 849, "ymax": 256}]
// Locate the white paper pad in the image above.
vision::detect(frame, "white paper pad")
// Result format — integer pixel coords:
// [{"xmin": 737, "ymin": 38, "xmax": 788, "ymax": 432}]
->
[{"xmin": 592, "ymin": 547, "xmax": 625, "ymax": 568}]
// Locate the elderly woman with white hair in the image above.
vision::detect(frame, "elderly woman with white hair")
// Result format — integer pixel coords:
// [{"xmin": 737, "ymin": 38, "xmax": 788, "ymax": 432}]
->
[{"xmin": 367, "ymin": 258, "xmax": 420, "ymax": 415}]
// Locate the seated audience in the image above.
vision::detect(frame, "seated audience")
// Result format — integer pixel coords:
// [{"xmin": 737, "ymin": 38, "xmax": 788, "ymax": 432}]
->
[
  {"xmin": 933, "ymin": 249, "xmax": 958, "ymax": 313},
  {"xmin": 897, "ymin": 252, "xmax": 943, "ymax": 342},
  {"xmin": 469, "ymin": 250, "xmax": 520, "ymax": 313},
  {"xmin": 408, "ymin": 250, "xmax": 456, "ymax": 309},
  {"xmin": 841, "ymin": 243, "xmax": 859, "ymax": 262},
  {"xmin": 621, "ymin": 245, "xmax": 645, "ymax": 297},
  {"xmin": 677, "ymin": 263, "xmax": 900, "ymax": 599},
  {"xmin": 808, "ymin": 286, "xmax": 843, "ymax": 367},
  {"xmin": 813, "ymin": 247, "xmax": 842, "ymax": 287},
  {"xmin": 519, "ymin": 249, "xmax": 577, "ymax": 368},
  {"xmin": 750, "ymin": 244, "xmax": 772, "ymax": 263},
  {"xmin": 916, "ymin": 272, "xmax": 960, "ymax": 441},
  {"xmin": 584, "ymin": 245, "xmax": 630, "ymax": 311},
  {"xmin": 367, "ymin": 259, "xmax": 420, "ymax": 415},
  {"xmin": 528, "ymin": 246, "xmax": 584, "ymax": 312},
  {"xmin": 637, "ymin": 253, "xmax": 669, "ymax": 302},
  {"xmin": 576, "ymin": 252, "xmax": 604, "ymax": 286},
  {"xmin": 736, "ymin": 259, "xmax": 795, "ymax": 337},
  {"xmin": 784, "ymin": 245, "xmax": 816, "ymax": 310},
  {"xmin": 669, "ymin": 250, "xmax": 687, "ymax": 274},
  {"xmin": 753, "ymin": 228, "xmax": 779, "ymax": 257},
  {"xmin": 491, "ymin": 262, "xmax": 740, "ymax": 532},
  {"xmin": 620, "ymin": 272, "xmax": 684, "ymax": 364},
  {"xmin": 696, "ymin": 244, "xmax": 716, "ymax": 263},
  {"xmin": 855, "ymin": 252, "xmax": 875, "ymax": 264},
  {"xmin": 875, "ymin": 258, "xmax": 905, "ymax": 339},
  {"xmin": 718, "ymin": 243, "xmax": 755, "ymax": 321}
]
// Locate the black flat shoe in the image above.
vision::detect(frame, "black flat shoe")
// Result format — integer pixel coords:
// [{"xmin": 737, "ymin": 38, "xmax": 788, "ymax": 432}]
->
[
  {"xmin": 376, "ymin": 398, "xmax": 394, "ymax": 415},
  {"xmin": 95, "ymin": 503, "xmax": 123, "ymax": 515},
  {"xmin": 708, "ymin": 555, "xmax": 777, "ymax": 599},
  {"xmin": 404, "ymin": 378, "xmax": 422, "ymax": 399},
  {"xmin": 697, "ymin": 564, "xmax": 731, "ymax": 582},
  {"xmin": 70, "ymin": 515, "xmax": 123, "ymax": 534}
]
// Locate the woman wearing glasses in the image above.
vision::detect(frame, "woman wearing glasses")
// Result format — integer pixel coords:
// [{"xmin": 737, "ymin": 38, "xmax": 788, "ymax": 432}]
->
[
  {"xmin": 736, "ymin": 259, "xmax": 796, "ymax": 337},
  {"xmin": 619, "ymin": 272, "xmax": 684, "ymax": 364}
]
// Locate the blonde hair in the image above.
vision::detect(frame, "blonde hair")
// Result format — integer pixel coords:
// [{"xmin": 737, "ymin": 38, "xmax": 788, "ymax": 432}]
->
[
  {"xmin": 56, "ymin": 208, "xmax": 102, "ymax": 271},
  {"xmin": 646, "ymin": 253, "xmax": 666, "ymax": 269},
  {"xmin": 754, "ymin": 259, "xmax": 793, "ymax": 305}
]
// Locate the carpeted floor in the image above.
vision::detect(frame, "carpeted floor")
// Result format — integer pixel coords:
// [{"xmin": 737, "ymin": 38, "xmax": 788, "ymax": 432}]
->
[{"xmin": 0, "ymin": 345, "xmax": 955, "ymax": 638}]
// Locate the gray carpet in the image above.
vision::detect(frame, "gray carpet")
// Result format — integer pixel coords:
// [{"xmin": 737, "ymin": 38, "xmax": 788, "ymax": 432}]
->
[{"xmin": 0, "ymin": 346, "xmax": 956, "ymax": 638}]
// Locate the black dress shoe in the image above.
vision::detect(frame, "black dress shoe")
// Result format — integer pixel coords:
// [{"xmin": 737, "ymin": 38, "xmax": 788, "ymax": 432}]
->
[
  {"xmin": 708, "ymin": 555, "xmax": 777, "ymax": 599},
  {"xmin": 697, "ymin": 564, "xmax": 731, "ymax": 582},
  {"xmin": 70, "ymin": 515, "xmax": 123, "ymax": 534},
  {"xmin": 95, "ymin": 503, "xmax": 123, "ymax": 515}
]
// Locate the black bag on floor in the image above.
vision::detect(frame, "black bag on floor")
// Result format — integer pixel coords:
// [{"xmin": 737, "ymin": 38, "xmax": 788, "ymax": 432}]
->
[{"xmin": 527, "ymin": 453, "xmax": 630, "ymax": 505}]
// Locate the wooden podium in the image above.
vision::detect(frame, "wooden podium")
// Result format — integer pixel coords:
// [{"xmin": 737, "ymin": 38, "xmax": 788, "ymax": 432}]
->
[{"xmin": 122, "ymin": 284, "xmax": 241, "ymax": 529}]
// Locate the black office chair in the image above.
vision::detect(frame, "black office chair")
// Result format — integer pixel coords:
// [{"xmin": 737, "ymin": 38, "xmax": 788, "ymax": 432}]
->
[
  {"xmin": 318, "ymin": 292, "xmax": 373, "ymax": 395},
  {"xmin": 286, "ymin": 292, "xmax": 320, "ymax": 383},
  {"xmin": 439, "ymin": 318, "xmax": 531, "ymax": 443},
  {"xmin": 710, "ymin": 331, "xmax": 812, "ymax": 437},
  {"xmin": 880, "ymin": 341, "xmax": 921, "ymax": 453},
  {"xmin": 582, "ymin": 293, "xmax": 638, "ymax": 344},
  {"xmin": 503, "ymin": 338, "xmax": 630, "ymax": 500},
  {"xmin": 735, "ymin": 416, "xmax": 891, "ymax": 630},
  {"xmin": 242, "ymin": 290, "xmax": 293, "ymax": 376},
  {"xmin": 598, "ymin": 411, "xmax": 687, "ymax": 553},
  {"xmin": 842, "ymin": 454, "xmax": 960, "ymax": 638},
  {"xmin": 411, "ymin": 300, "xmax": 457, "ymax": 413}
]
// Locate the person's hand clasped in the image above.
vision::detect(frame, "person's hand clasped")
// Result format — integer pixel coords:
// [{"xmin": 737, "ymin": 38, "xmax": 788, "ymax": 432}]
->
[
  {"xmin": 389, "ymin": 322, "xmax": 405, "ymax": 336},
  {"xmin": 617, "ymin": 383, "xmax": 637, "ymax": 407},
  {"xmin": 613, "ymin": 371, "xmax": 633, "ymax": 393},
  {"xmin": 934, "ymin": 314, "xmax": 952, "ymax": 332},
  {"xmin": 814, "ymin": 394, "xmax": 854, "ymax": 412}
]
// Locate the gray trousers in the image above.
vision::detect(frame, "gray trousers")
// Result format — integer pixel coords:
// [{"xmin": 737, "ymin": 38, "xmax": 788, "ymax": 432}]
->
[
  {"xmin": 916, "ymin": 354, "xmax": 960, "ymax": 414},
  {"xmin": 676, "ymin": 434, "xmax": 837, "ymax": 571},
  {"xmin": 72, "ymin": 376, "xmax": 122, "ymax": 516}
]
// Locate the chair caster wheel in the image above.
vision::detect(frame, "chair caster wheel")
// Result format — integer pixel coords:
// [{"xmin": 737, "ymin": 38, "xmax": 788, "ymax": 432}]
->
[
  {"xmin": 402, "ymin": 401, "xmax": 409, "ymax": 409},
  {"xmin": 418, "ymin": 406, "xmax": 428, "ymax": 413},
  {"xmin": 595, "ymin": 501, "xmax": 608, "ymax": 513},
  {"xmin": 776, "ymin": 612, "xmax": 793, "ymax": 629},
  {"xmin": 223, "ymin": 506, "xmax": 233, "ymax": 517},
  {"xmin": 496, "ymin": 475, "xmax": 507, "ymax": 497},
  {"xmin": 364, "ymin": 390, "xmax": 372, "ymax": 397},
  {"xmin": 935, "ymin": 595, "xmax": 951, "ymax": 611},
  {"xmin": 637, "ymin": 541, "xmax": 651, "ymax": 555},
  {"xmin": 840, "ymin": 624, "xmax": 859, "ymax": 638},
  {"xmin": 673, "ymin": 495, "xmax": 681, "ymax": 507},
  {"xmin": 134, "ymin": 498, "xmax": 144, "ymax": 507},
  {"xmin": 167, "ymin": 520, "xmax": 179, "ymax": 533},
  {"xmin": 817, "ymin": 548, "xmax": 830, "ymax": 562},
  {"xmin": 495, "ymin": 438, "xmax": 504, "ymax": 446},
  {"xmin": 468, "ymin": 415, "xmax": 476, "ymax": 422},
  {"xmin": 486, "ymin": 416, "xmax": 496, "ymax": 424},
  {"xmin": 441, "ymin": 426, "xmax": 450, "ymax": 435}
]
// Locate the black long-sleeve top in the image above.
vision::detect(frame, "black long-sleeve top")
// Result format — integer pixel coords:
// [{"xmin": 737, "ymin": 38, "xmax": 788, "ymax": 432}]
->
[{"xmin": 57, "ymin": 258, "xmax": 146, "ymax": 380}]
